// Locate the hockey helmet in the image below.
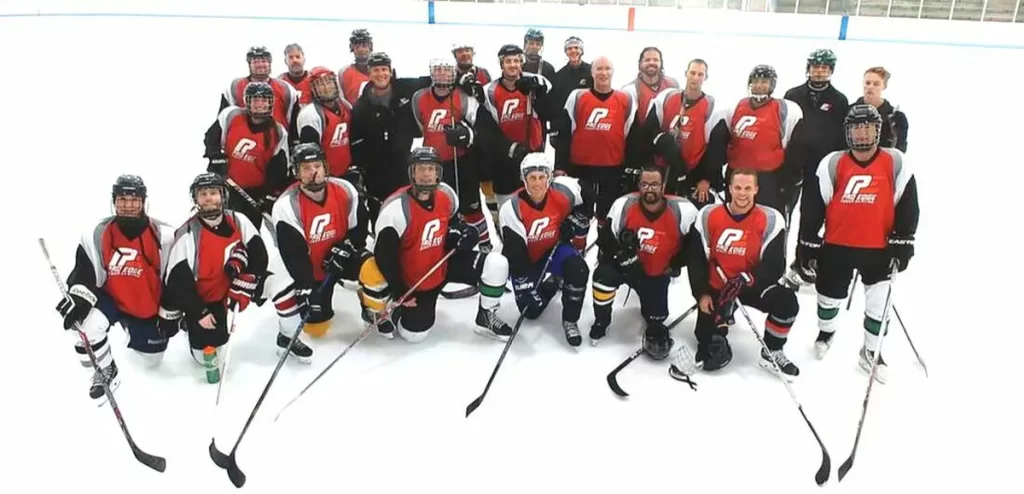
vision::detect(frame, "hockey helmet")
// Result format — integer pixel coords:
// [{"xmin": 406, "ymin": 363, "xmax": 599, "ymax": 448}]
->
[
  {"xmin": 190, "ymin": 172, "xmax": 228, "ymax": 220},
  {"xmin": 350, "ymin": 29, "xmax": 373, "ymax": 49},
  {"xmin": 111, "ymin": 174, "xmax": 147, "ymax": 226},
  {"xmin": 247, "ymin": 46, "xmax": 272, "ymax": 78},
  {"xmin": 520, "ymin": 152, "xmax": 552, "ymax": 182},
  {"xmin": 844, "ymin": 104, "xmax": 883, "ymax": 152},
  {"xmin": 291, "ymin": 143, "xmax": 329, "ymax": 191},
  {"xmin": 429, "ymin": 58, "xmax": 456, "ymax": 89},
  {"xmin": 408, "ymin": 146, "xmax": 442, "ymax": 194},
  {"xmin": 524, "ymin": 28, "xmax": 544, "ymax": 46},
  {"xmin": 807, "ymin": 49, "xmax": 837, "ymax": 70},
  {"xmin": 309, "ymin": 66, "xmax": 340, "ymax": 102},
  {"xmin": 244, "ymin": 81, "xmax": 274, "ymax": 119},
  {"xmin": 747, "ymin": 64, "xmax": 777, "ymax": 101}
]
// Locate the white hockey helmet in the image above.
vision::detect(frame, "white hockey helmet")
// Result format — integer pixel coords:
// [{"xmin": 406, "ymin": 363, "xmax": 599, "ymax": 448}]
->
[{"xmin": 520, "ymin": 152, "xmax": 552, "ymax": 181}]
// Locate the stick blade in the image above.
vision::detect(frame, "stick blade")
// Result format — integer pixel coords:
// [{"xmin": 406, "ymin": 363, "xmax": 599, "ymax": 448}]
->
[
  {"xmin": 837, "ymin": 455, "xmax": 854, "ymax": 481},
  {"xmin": 815, "ymin": 450, "xmax": 831, "ymax": 485},
  {"xmin": 466, "ymin": 396, "xmax": 484, "ymax": 417},
  {"xmin": 209, "ymin": 439, "xmax": 231, "ymax": 469},
  {"xmin": 606, "ymin": 369, "xmax": 629, "ymax": 397},
  {"xmin": 134, "ymin": 448, "xmax": 166, "ymax": 473},
  {"xmin": 441, "ymin": 285, "xmax": 480, "ymax": 299},
  {"xmin": 227, "ymin": 459, "xmax": 247, "ymax": 488}
]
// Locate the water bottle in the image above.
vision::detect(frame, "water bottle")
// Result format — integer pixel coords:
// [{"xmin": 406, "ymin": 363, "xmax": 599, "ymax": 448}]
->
[{"xmin": 203, "ymin": 346, "xmax": 220, "ymax": 384}]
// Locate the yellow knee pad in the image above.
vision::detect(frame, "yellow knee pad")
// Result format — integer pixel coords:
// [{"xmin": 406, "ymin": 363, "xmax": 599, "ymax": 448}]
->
[
  {"xmin": 358, "ymin": 256, "xmax": 390, "ymax": 312},
  {"xmin": 304, "ymin": 320, "xmax": 332, "ymax": 338}
]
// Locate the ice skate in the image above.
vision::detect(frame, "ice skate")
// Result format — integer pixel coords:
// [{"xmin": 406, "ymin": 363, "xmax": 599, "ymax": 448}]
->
[
  {"xmin": 474, "ymin": 306, "xmax": 513, "ymax": 342},
  {"xmin": 363, "ymin": 308, "xmax": 395, "ymax": 339},
  {"xmin": 89, "ymin": 361, "xmax": 120, "ymax": 406},
  {"xmin": 277, "ymin": 333, "xmax": 313, "ymax": 364},
  {"xmin": 858, "ymin": 345, "xmax": 887, "ymax": 384},
  {"xmin": 562, "ymin": 320, "xmax": 582, "ymax": 349},
  {"xmin": 589, "ymin": 319, "xmax": 609, "ymax": 346},
  {"xmin": 814, "ymin": 331, "xmax": 834, "ymax": 359},
  {"xmin": 759, "ymin": 348, "xmax": 799, "ymax": 381}
]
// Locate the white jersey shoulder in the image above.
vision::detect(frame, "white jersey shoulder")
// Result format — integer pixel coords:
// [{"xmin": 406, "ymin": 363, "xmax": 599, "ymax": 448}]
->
[{"xmin": 665, "ymin": 196, "xmax": 700, "ymax": 236}]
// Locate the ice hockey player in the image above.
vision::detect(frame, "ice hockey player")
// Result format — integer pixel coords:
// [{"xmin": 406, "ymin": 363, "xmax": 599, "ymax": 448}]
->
[
  {"xmin": 219, "ymin": 46, "xmax": 299, "ymax": 130},
  {"xmin": 166, "ymin": 173, "xmax": 315, "ymax": 365},
  {"xmin": 550, "ymin": 36, "xmax": 593, "ymax": 116},
  {"xmin": 278, "ymin": 43, "xmax": 313, "ymax": 107},
  {"xmin": 475, "ymin": 44, "xmax": 555, "ymax": 222},
  {"xmin": 781, "ymin": 49, "xmax": 849, "ymax": 290},
  {"xmin": 522, "ymin": 28, "xmax": 557, "ymax": 83},
  {"xmin": 349, "ymin": 52, "xmax": 432, "ymax": 222},
  {"xmin": 359, "ymin": 147, "xmax": 513, "ymax": 341},
  {"xmin": 554, "ymin": 56, "xmax": 638, "ymax": 237},
  {"xmin": 706, "ymin": 65, "xmax": 805, "ymax": 215},
  {"xmin": 856, "ymin": 66, "xmax": 908, "ymax": 152},
  {"xmin": 641, "ymin": 59, "xmax": 721, "ymax": 206},
  {"xmin": 272, "ymin": 143, "xmax": 370, "ymax": 341},
  {"xmin": 204, "ymin": 81, "xmax": 291, "ymax": 232},
  {"xmin": 590, "ymin": 165, "xmax": 698, "ymax": 356},
  {"xmin": 412, "ymin": 58, "xmax": 489, "ymax": 251},
  {"xmin": 55, "ymin": 175, "xmax": 177, "ymax": 401},
  {"xmin": 452, "ymin": 42, "xmax": 493, "ymax": 102},
  {"xmin": 796, "ymin": 104, "xmax": 919, "ymax": 384},
  {"xmin": 622, "ymin": 47, "xmax": 679, "ymax": 125},
  {"xmin": 297, "ymin": 66, "xmax": 356, "ymax": 181},
  {"xmin": 687, "ymin": 168, "xmax": 800, "ymax": 378},
  {"xmin": 498, "ymin": 153, "xmax": 591, "ymax": 348},
  {"xmin": 339, "ymin": 29, "xmax": 374, "ymax": 104}
]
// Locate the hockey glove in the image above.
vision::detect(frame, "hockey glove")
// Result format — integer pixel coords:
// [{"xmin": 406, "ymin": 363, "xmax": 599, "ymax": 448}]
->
[
  {"xmin": 507, "ymin": 142, "xmax": 528, "ymax": 165},
  {"xmin": 259, "ymin": 192, "xmax": 279, "ymax": 216},
  {"xmin": 207, "ymin": 153, "xmax": 228, "ymax": 176},
  {"xmin": 653, "ymin": 131, "xmax": 681, "ymax": 159},
  {"xmin": 458, "ymin": 71, "xmax": 484, "ymax": 102},
  {"xmin": 226, "ymin": 273, "xmax": 259, "ymax": 312},
  {"xmin": 343, "ymin": 167, "xmax": 365, "ymax": 193},
  {"xmin": 615, "ymin": 230, "xmax": 645, "ymax": 285},
  {"xmin": 157, "ymin": 306, "xmax": 183, "ymax": 339},
  {"xmin": 224, "ymin": 243, "xmax": 249, "ymax": 278},
  {"xmin": 887, "ymin": 233, "xmax": 914, "ymax": 271},
  {"xmin": 796, "ymin": 236, "xmax": 821, "ymax": 276},
  {"xmin": 620, "ymin": 166, "xmax": 642, "ymax": 194},
  {"xmin": 56, "ymin": 284, "xmax": 98, "ymax": 330},
  {"xmin": 515, "ymin": 75, "xmax": 540, "ymax": 94},
  {"xmin": 444, "ymin": 122, "xmax": 473, "ymax": 148},
  {"xmin": 513, "ymin": 277, "xmax": 545, "ymax": 314},
  {"xmin": 446, "ymin": 221, "xmax": 479, "ymax": 252},
  {"xmin": 293, "ymin": 286, "xmax": 315, "ymax": 320},
  {"xmin": 715, "ymin": 272, "xmax": 753, "ymax": 323},
  {"xmin": 559, "ymin": 210, "xmax": 590, "ymax": 243}
]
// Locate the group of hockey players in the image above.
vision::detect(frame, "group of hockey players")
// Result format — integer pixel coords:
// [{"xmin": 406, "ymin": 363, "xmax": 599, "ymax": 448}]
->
[{"xmin": 54, "ymin": 27, "xmax": 918, "ymax": 406}]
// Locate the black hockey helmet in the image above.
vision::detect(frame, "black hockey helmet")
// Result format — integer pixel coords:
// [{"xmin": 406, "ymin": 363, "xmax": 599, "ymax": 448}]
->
[
  {"xmin": 844, "ymin": 104, "xmax": 883, "ymax": 151},
  {"xmin": 748, "ymin": 64, "xmax": 777, "ymax": 100},
  {"xmin": 350, "ymin": 29, "xmax": 373, "ymax": 49},
  {"xmin": 524, "ymin": 28, "xmax": 544, "ymax": 45},
  {"xmin": 291, "ymin": 143, "xmax": 329, "ymax": 190},
  {"xmin": 408, "ymin": 146, "xmax": 442, "ymax": 194},
  {"xmin": 190, "ymin": 172, "xmax": 228, "ymax": 220},
  {"xmin": 244, "ymin": 81, "xmax": 274, "ymax": 119},
  {"xmin": 246, "ymin": 46, "xmax": 272, "ymax": 62},
  {"xmin": 112, "ymin": 174, "xmax": 147, "ymax": 201},
  {"xmin": 498, "ymin": 44, "xmax": 524, "ymax": 60},
  {"xmin": 367, "ymin": 51, "xmax": 392, "ymax": 68}
]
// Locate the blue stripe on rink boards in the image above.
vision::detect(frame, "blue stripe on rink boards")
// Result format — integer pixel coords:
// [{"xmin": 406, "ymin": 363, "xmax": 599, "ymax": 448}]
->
[
  {"xmin": 428, "ymin": 0, "xmax": 435, "ymax": 25},
  {"xmin": 839, "ymin": 15, "xmax": 849, "ymax": 41}
]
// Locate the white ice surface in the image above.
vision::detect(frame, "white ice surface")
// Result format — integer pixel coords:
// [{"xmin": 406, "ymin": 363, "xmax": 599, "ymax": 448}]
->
[{"xmin": 1, "ymin": 14, "xmax": 1022, "ymax": 494}]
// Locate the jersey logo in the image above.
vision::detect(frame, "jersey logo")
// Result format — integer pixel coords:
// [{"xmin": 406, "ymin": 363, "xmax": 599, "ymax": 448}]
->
[
  {"xmin": 526, "ymin": 217, "xmax": 556, "ymax": 243},
  {"xmin": 715, "ymin": 228, "xmax": 747, "ymax": 256},
  {"xmin": 309, "ymin": 213, "xmax": 336, "ymax": 243},
  {"xmin": 733, "ymin": 115, "xmax": 758, "ymax": 140},
  {"xmin": 329, "ymin": 123, "xmax": 349, "ymax": 147},
  {"xmin": 420, "ymin": 218, "xmax": 444, "ymax": 250},
  {"xmin": 841, "ymin": 175, "xmax": 877, "ymax": 204},
  {"xmin": 500, "ymin": 98, "xmax": 523, "ymax": 123},
  {"xmin": 637, "ymin": 227, "xmax": 658, "ymax": 254},
  {"xmin": 231, "ymin": 138, "xmax": 259, "ymax": 162},
  {"xmin": 108, "ymin": 247, "xmax": 143, "ymax": 278},
  {"xmin": 669, "ymin": 114, "xmax": 692, "ymax": 139},
  {"xmin": 584, "ymin": 108, "xmax": 612, "ymax": 131},
  {"xmin": 427, "ymin": 109, "xmax": 448, "ymax": 132}
]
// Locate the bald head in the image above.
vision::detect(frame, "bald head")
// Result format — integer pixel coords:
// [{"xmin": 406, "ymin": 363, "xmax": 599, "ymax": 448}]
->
[{"xmin": 591, "ymin": 56, "xmax": 614, "ymax": 92}]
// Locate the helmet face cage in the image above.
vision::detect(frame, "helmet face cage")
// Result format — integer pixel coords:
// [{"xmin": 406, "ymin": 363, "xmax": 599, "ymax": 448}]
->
[
  {"xmin": 844, "ymin": 105, "xmax": 882, "ymax": 151},
  {"xmin": 309, "ymin": 68, "xmax": 340, "ymax": 102},
  {"xmin": 190, "ymin": 175, "xmax": 228, "ymax": 219},
  {"xmin": 112, "ymin": 175, "xmax": 147, "ymax": 218},
  {"xmin": 429, "ymin": 59, "xmax": 456, "ymax": 89},
  {"xmin": 245, "ymin": 83, "xmax": 275, "ymax": 119}
]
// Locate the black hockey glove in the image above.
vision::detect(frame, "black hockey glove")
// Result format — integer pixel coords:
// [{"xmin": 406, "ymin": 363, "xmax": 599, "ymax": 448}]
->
[
  {"xmin": 444, "ymin": 122, "xmax": 473, "ymax": 148},
  {"xmin": 207, "ymin": 153, "xmax": 228, "ymax": 176},
  {"xmin": 458, "ymin": 72, "xmax": 484, "ymax": 102},
  {"xmin": 559, "ymin": 210, "xmax": 590, "ymax": 243},
  {"xmin": 323, "ymin": 239, "xmax": 370, "ymax": 281},
  {"xmin": 620, "ymin": 165, "xmax": 642, "ymax": 194},
  {"xmin": 446, "ymin": 221, "xmax": 479, "ymax": 252},
  {"xmin": 56, "ymin": 284, "xmax": 98, "ymax": 330},
  {"xmin": 513, "ymin": 277, "xmax": 544, "ymax": 312},
  {"xmin": 343, "ymin": 167, "xmax": 365, "ymax": 193},
  {"xmin": 796, "ymin": 235, "xmax": 821, "ymax": 276},
  {"xmin": 615, "ymin": 230, "xmax": 645, "ymax": 285},
  {"xmin": 653, "ymin": 131, "xmax": 681, "ymax": 159},
  {"xmin": 515, "ymin": 75, "xmax": 540, "ymax": 94},
  {"xmin": 259, "ymin": 192, "xmax": 278, "ymax": 216},
  {"xmin": 224, "ymin": 242, "xmax": 249, "ymax": 278},
  {"xmin": 887, "ymin": 233, "xmax": 914, "ymax": 271},
  {"xmin": 157, "ymin": 307, "xmax": 183, "ymax": 339},
  {"xmin": 507, "ymin": 142, "xmax": 529, "ymax": 165},
  {"xmin": 293, "ymin": 286, "xmax": 316, "ymax": 320}
]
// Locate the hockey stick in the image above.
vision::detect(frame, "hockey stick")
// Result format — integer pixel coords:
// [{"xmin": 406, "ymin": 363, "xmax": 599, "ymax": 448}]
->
[
  {"xmin": 466, "ymin": 244, "xmax": 560, "ymax": 418},
  {"xmin": 845, "ymin": 270, "xmax": 859, "ymax": 310},
  {"xmin": 607, "ymin": 303, "xmax": 698, "ymax": 398},
  {"xmin": 893, "ymin": 305, "xmax": 927, "ymax": 377},
  {"xmin": 717, "ymin": 267, "xmax": 830, "ymax": 486},
  {"xmin": 838, "ymin": 261, "xmax": 901, "ymax": 482},
  {"xmin": 38, "ymin": 238, "xmax": 166, "ymax": 473},
  {"xmin": 209, "ymin": 276, "xmax": 334, "ymax": 488},
  {"xmin": 206, "ymin": 307, "xmax": 237, "ymax": 470},
  {"xmin": 275, "ymin": 250, "xmax": 457, "ymax": 421},
  {"xmin": 440, "ymin": 284, "xmax": 480, "ymax": 299},
  {"xmin": 224, "ymin": 178, "xmax": 277, "ymax": 243}
]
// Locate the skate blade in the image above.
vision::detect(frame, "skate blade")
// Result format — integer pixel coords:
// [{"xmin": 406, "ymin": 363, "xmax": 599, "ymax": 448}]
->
[
  {"xmin": 858, "ymin": 359, "xmax": 887, "ymax": 385},
  {"xmin": 758, "ymin": 359, "xmax": 796, "ymax": 383},
  {"xmin": 472, "ymin": 325, "xmax": 510, "ymax": 342},
  {"xmin": 814, "ymin": 341, "xmax": 831, "ymax": 360},
  {"xmin": 276, "ymin": 347, "xmax": 313, "ymax": 365},
  {"xmin": 94, "ymin": 376, "xmax": 122, "ymax": 407}
]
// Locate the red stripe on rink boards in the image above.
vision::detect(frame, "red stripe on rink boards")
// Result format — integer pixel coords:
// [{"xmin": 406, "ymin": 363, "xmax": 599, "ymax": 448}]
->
[{"xmin": 627, "ymin": 7, "xmax": 635, "ymax": 32}]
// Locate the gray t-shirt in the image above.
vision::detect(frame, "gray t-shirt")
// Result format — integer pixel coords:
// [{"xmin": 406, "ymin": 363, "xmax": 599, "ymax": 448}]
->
[{"xmin": 370, "ymin": 88, "xmax": 392, "ymax": 107}]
